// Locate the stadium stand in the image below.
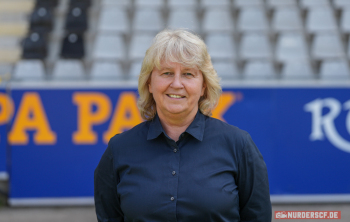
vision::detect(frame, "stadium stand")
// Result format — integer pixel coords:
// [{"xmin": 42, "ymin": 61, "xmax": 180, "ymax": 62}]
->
[{"xmin": 0, "ymin": 0, "xmax": 348, "ymax": 82}]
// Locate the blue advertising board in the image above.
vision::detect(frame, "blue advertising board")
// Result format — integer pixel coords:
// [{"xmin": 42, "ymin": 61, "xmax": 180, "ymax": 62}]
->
[
  {"xmin": 0, "ymin": 88, "xmax": 10, "ymax": 181},
  {"xmin": 6, "ymin": 85, "xmax": 350, "ymax": 205}
]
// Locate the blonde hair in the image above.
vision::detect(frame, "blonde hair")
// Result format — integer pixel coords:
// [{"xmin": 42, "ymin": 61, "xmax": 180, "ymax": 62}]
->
[{"xmin": 137, "ymin": 29, "xmax": 222, "ymax": 120}]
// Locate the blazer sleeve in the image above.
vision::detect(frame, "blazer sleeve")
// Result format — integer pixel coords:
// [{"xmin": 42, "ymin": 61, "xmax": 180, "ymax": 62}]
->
[
  {"xmin": 237, "ymin": 133, "xmax": 272, "ymax": 222},
  {"xmin": 94, "ymin": 139, "xmax": 124, "ymax": 222}
]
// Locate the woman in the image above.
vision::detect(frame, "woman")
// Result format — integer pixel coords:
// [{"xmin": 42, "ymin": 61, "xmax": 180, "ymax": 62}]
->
[{"xmin": 94, "ymin": 29, "xmax": 271, "ymax": 222}]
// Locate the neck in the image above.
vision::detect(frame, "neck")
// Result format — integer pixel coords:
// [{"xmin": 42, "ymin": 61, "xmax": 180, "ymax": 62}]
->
[{"xmin": 157, "ymin": 109, "xmax": 198, "ymax": 142}]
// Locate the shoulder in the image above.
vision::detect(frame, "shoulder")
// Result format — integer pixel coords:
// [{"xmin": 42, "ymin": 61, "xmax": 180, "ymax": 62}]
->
[
  {"xmin": 108, "ymin": 121, "xmax": 150, "ymax": 147},
  {"xmin": 205, "ymin": 116, "xmax": 250, "ymax": 142},
  {"xmin": 203, "ymin": 116, "xmax": 256, "ymax": 157}
]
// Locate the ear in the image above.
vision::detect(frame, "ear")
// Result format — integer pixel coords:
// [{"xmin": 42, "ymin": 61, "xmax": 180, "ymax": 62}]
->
[
  {"xmin": 201, "ymin": 81, "xmax": 206, "ymax": 97},
  {"xmin": 148, "ymin": 75, "xmax": 153, "ymax": 94}
]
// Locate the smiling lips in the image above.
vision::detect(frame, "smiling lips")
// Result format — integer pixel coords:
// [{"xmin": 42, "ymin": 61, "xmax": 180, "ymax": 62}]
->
[{"xmin": 167, "ymin": 94, "xmax": 185, "ymax": 98}]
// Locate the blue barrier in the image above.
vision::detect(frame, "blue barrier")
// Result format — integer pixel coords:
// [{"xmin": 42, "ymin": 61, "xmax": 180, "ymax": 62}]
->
[
  {"xmin": 0, "ymin": 88, "xmax": 8, "ymax": 181},
  {"xmin": 5, "ymin": 86, "xmax": 350, "ymax": 205}
]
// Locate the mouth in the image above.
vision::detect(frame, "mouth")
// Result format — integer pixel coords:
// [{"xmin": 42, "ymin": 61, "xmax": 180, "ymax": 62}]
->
[{"xmin": 167, "ymin": 94, "xmax": 185, "ymax": 99}]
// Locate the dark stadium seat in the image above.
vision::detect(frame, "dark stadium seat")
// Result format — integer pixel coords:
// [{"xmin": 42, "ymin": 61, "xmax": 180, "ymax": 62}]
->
[
  {"xmin": 65, "ymin": 5, "xmax": 88, "ymax": 33},
  {"xmin": 60, "ymin": 33, "xmax": 85, "ymax": 58},
  {"xmin": 35, "ymin": 0, "xmax": 58, "ymax": 8},
  {"xmin": 69, "ymin": 0, "xmax": 91, "ymax": 7},
  {"xmin": 22, "ymin": 32, "xmax": 47, "ymax": 59},
  {"xmin": 29, "ymin": 6, "xmax": 54, "ymax": 32}
]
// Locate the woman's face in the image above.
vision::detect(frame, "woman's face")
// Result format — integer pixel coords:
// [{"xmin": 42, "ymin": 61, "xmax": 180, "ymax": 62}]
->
[{"xmin": 148, "ymin": 60, "xmax": 206, "ymax": 119}]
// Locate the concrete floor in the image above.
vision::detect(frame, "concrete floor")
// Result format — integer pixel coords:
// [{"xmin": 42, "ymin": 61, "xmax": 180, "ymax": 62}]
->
[{"xmin": 0, "ymin": 204, "xmax": 349, "ymax": 222}]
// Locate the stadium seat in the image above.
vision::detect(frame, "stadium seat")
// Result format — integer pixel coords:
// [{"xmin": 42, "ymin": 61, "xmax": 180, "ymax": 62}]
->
[
  {"xmin": 334, "ymin": 0, "xmax": 350, "ymax": 8},
  {"xmin": 93, "ymin": 34, "xmax": 125, "ymax": 61},
  {"xmin": 341, "ymin": 8, "xmax": 350, "ymax": 33},
  {"xmin": 0, "ymin": 37, "xmax": 21, "ymax": 63},
  {"xmin": 168, "ymin": 0, "xmax": 197, "ymax": 8},
  {"xmin": 320, "ymin": 60, "xmax": 350, "ymax": 80},
  {"xmin": 0, "ymin": 63, "xmax": 12, "ymax": 80},
  {"xmin": 300, "ymin": 0, "xmax": 331, "ymax": 8},
  {"xmin": 35, "ymin": 0, "xmax": 58, "ymax": 7},
  {"xmin": 238, "ymin": 7, "xmax": 269, "ymax": 32},
  {"xmin": 240, "ymin": 34, "xmax": 272, "ymax": 59},
  {"xmin": 306, "ymin": 7, "xmax": 337, "ymax": 32},
  {"xmin": 312, "ymin": 34, "xmax": 344, "ymax": 59},
  {"xmin": 98, "ymin": 7, "xmax": 129, "ymax": 34},
  {"xmin": 13, "ymin": 60, "xmax": 46, "ymax": 81},
  {"xmin": 134, "ymin": 0, "xmax": 164, "ymax": 8},
  {"xmin": 29, "ymin": 6, "xmax": 53, "ymax": 32},
  {"xmin": 167, "ymin": 9, "xmax": 199, "ymax": 32},
  {"xmin": 101, "ymin": 0, "xmax": 130, "ymax": 7},
  {"xmin": 60, "ymin": 33, "xmax": 85, "ymax": 59},
  {"xmin": 90, "ymin": 62, "xmax": 124, "ymax": 81},
  {"xmin": 22, "ymin": 32, "xmax": 47, "ymax": 59},
  {"xmin": 281, "ymin": 60, "xmax": 314, "ymax": 79},
  {"xmin": 133, "ymin": 9, "xmax": 163, "ymax": 32},
  {"xmin": 129, "ymin": 34, "xmax": 153, "ymax": 60},
  {"xmin": 202, "ymin": 9, "xmax": 234, "ymax": 33},
  {"xmin": 69, "ymin": 0, "xmax": 91, "ymax": 7},
  {"xmin": 0, "ymin": 13, "xmax": 28, "ymax": 36},
  {"xmin": 243, "ymin": 61, "xmax": 275, "ymax": 79},
  {"xmin": 205, "ymin": 34, "xmax": 236, "ymax": 60},
  {"xmin": 276, "ymin": 33, "xmax": 308, "ymax": 61},
  {"xmin": 52, "ymin": 60, "xmax": 85, "ymax": 80},
  {"xmin": 235, "ymin": 0, "xmax": 264, "ymax": 8},
  {"xmin": 201, "ymin": 0, "xmax": 230, "ymax": 8},
  {"xmin": 212, "ymin": 61, "xmax": 240, "ymax": 80},
  {"xmin": 267, "ymin": 0, "xmax": 297, "ymax": 7},
  {"xmin": 129, "ymin": 61, "xmax": 142, "ymax": 80},
  {"xmin": 65, "ymin": 5, "xmax": 88, "ymax": 33},
  {"xmin": 0, "ymin": 0, "xmax": 35, "ymax": 13},
  {"xmin": 272, "ymin": 7, "xmax": 303, "ymax": 31}
]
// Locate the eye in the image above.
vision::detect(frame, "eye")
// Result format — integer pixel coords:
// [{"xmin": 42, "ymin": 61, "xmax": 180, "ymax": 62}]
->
[
  {"xmin": 184, "ymin": 73, "xmax": 194, "ymax": 77},
  {"xmin": 162, "ymin": 72, "xmax": 171, "ymax": 76}
]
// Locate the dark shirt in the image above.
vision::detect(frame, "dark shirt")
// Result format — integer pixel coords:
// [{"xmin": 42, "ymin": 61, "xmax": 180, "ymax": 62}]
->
[{"xmin": 94, "ymin": 110, "xmax": 272, "ymax": 222}]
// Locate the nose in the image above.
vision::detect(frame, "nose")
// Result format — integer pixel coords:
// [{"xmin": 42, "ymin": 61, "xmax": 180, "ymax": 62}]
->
[{"xmin": 170, "ymin": 72, "xmax": 184, "ymax": 89}]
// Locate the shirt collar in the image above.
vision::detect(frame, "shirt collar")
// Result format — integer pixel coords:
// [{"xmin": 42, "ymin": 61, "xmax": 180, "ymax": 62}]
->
[{"xmin": 147, "ymin": 110, "xmax": 206, "ymax": 141}]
